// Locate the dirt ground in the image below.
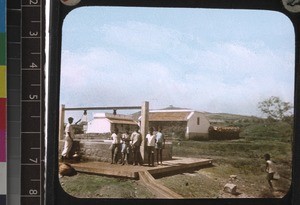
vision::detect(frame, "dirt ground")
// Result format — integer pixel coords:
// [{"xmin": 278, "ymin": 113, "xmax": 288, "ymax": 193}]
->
[
  {"xmin": 157, "ymin": 165, "xmax": 288, "ymax": 198},
  {"xmin": 60, "ymin": 161, "xmax": 289, "ymax": 199}
]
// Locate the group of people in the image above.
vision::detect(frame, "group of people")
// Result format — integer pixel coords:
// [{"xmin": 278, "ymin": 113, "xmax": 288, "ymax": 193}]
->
[
  {"xmin": 110, "ymin": 126, "xmax": 165, "ymax": 166},
  {"xmin": 60, "ymin": 116, "xmax": 165, "ymax": 167},
  {"xmin": 61, "ymin": 116, "xmax": 279, "ymax": 190}
]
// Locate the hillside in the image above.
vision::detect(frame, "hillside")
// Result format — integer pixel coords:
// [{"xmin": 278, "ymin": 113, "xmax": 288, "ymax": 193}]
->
[{"xmin": 205, "ymin": 112, "xmax": 261, "ymax": 123}]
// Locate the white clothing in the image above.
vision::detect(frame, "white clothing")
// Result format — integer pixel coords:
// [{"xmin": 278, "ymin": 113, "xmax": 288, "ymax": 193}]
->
[
  {"xmin": 111, "ymin": 133, "xmax": 121, "ymax": 144},
  {"xmin": 146, "ymin": 133, "xmax": 156, "ymax": 146},
  {"xmin": 61, "ymin": 136, "xmax": 73, "ymax": 157},
  {"xmin": 131, "ymin": 131, "xmax": 142, "ymax": 146},
  {"xmin": 65, "ymin": 123, "xmax": 74, "ymax": 137},
  {"xmin": 266, "ymin": 160, "xmax": 276, "ymax": 173},
  {"xmin": 62, "ymin": 123, "xmax": 74, "ymax": 157},
  {"xmin": 122, "ymin": 133, "xmax": 131, "ymax": 145}
]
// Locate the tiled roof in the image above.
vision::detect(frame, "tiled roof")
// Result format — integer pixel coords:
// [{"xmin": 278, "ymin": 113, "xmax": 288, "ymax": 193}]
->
[
  {"xmin": 107, "ymin": 118, "xmax": 137, "ymax": 125},
  {"xmin": 149, "ymin": 111, "xmax": 192, "ymax": 121}
]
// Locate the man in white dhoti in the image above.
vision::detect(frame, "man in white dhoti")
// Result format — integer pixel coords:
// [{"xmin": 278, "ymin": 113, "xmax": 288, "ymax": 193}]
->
[{"xmin": 61, "ymin": 117, "xmax": 74, "ymax": 161}]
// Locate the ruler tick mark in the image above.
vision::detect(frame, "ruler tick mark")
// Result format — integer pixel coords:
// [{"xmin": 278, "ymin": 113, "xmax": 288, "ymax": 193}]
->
[
  {"xmin": 21, "ymin": 132, "xmax": 41, "ymax": 134},
  {"xmin": 21, "ymin": 5, "xmax": 41, "ymax": 8},
  {"xmin": 21, "ymin": 163, "xmax": 41, "ymax": 166},
  {"xmin": 22, "ymin": 68, "xmax": 40, "ymax": 70},
  {"xmin": 21, "ymin": 100, "xmax": 41, "ymax": 102},
  {"xmin": 21, "ymin": 195, "xmax": 41, "ymax": 198},
  {"xmin": 22, "ymin": 36, "xmax": 40, "ymax": 39},
  {"xmin": 7, "ymin": 8, "xmax": 21, "ymax": 11}
]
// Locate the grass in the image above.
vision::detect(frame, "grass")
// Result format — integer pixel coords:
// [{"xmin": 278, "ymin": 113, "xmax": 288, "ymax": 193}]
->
[
  {"xmin": 60, "ymin": 173, "xmax": 156, "ymax": 198},
  {"xmin": 60, "ymin": 119, "xmax": 293, "ymax": 198},
  {"xmin": 159, "ymin": 120, "xmax": 292, "ymax": 198}
]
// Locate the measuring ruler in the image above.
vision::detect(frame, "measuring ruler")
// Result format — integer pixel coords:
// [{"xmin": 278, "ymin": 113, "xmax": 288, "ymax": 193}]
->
[
  {"xmin": 7, "ymin": 0, "xmax": 45, "ymax": 204},
  {"xmin": 21, "ymin": 0, "xmax": 44, "ymax": 204}
]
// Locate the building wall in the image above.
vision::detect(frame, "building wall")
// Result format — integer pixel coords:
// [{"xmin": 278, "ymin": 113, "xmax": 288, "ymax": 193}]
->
[
  {"xmin": 186, "ymin": 112, "xmax": 210, "ymax": 139},
  {"xmin": 59, "ymin": 139, "xmax": 173, "ymax": 162},
  {"xmin": 149, "ymin": 121, "xmax": 187, "ymax": 139},
  {"xmin": 86, "ymin": 118, "xmax": 111, "ymax": 133},
  {"xmin": 111, "ymin": 124, "xmax": 137, "ymax": 134}
]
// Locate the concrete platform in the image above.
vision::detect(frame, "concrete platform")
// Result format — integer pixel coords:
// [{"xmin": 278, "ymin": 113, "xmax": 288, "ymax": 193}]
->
[{"xmin": 71, "ymin": 157, "xmax": 213, "ymax": 179}]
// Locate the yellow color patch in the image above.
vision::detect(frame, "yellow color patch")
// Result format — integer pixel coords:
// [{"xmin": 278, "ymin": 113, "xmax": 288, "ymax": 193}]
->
[{"xmin": 0, "ymin": 66, "xmax": 6, "ymax": 98}]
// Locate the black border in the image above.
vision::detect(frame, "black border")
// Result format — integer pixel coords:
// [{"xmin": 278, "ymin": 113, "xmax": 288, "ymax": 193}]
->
[{"xmin": 47, "ymin": 0, "xmax": 300, "ymax": 205}]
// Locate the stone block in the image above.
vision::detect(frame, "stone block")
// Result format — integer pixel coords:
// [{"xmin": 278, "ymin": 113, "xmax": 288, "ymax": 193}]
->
[{"xmin": 224, "ymin": 183, "xmax": 237, "ymax": 194}]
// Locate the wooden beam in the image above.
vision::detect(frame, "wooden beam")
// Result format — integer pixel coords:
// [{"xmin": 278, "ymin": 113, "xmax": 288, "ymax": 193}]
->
[
  {"xmin": 59, "ymin": 104, "xmax": 65, "ymax": 140},
  {"xmin": 140, "ymin": 101, "xmax": 149, "ymax": 162},
  {"xmin": 64, "ymin": 106, "xmax": 141, "ymax": 111}
]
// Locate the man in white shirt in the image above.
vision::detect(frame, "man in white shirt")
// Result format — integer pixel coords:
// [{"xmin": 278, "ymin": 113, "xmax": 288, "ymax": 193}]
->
[
  {"xmin": 111, "ymin": 128, "xmax": 121, "ymax": 164},
  {"xmin": 146, "ymin": 127, "xmax": 156, "ymax": 167},
  {"xmin": 61, "ymin": 117, "xmax": 74, "ymax": 160},
  {"xmin": 131, "ymin": 126, "xmax": 142, "ymax": 165}
]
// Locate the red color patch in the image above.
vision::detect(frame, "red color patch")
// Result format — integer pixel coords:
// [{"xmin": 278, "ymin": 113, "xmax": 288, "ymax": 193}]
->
[{"xmin": 0, "ymin": 98, "xmax": 5, "ymax": 130}]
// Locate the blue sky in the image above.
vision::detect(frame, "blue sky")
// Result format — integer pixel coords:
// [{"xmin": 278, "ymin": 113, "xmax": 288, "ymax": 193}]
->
[{"xmin": 60, "ymin": 6, "xmax": 295, "ymax": 120}]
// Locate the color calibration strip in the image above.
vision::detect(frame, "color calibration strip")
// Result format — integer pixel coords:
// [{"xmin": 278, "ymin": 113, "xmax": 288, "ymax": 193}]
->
[{"xmin": 0, "ymin": 0, "xmax": 7, "ymax": 204}]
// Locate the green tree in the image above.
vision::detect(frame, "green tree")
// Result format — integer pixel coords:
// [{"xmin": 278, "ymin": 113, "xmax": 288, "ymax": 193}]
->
[{"xmin": 258, "ymin": 96, "xmax": 293, "ymax": 121}]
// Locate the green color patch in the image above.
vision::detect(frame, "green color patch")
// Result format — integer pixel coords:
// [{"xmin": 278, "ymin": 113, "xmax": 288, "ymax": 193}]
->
[{"xmin": 0, "ymin": 33, "xmax": 6, "ymax": 65}]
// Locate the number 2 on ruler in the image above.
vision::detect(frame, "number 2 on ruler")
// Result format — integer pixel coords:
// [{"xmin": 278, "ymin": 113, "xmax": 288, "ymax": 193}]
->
[
  {"xmin": 30, "ymin": 0, "xmax": 39, "ymax": 5},
  {"xmin": 29, "ymin": 158, "xmax": 38, "ymax": 163}
]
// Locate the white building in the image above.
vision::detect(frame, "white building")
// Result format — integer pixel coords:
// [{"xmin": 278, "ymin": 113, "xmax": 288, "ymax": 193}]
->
[
  {"xmin": 86, "ymin": 113, "xmax": 138, "ymax": 134},
  {"xmin": 147, "ymin": 108, "xmax": 211, "ymax": 140}
]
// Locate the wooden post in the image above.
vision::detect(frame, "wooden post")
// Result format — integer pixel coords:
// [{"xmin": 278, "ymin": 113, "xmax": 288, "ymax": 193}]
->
[
  {"xmin": 59, "ymin": 104, "xmax": 65, "ymax": 140},
  {"xmin": 140, "ymin": 101, "xmax": 149, "ymax": 162}
]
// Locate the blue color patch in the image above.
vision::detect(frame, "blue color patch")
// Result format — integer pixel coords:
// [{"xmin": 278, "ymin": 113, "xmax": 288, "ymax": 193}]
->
[{"xmin": 0, "ymin": 0, "xmax": 5, "ymax": 32}]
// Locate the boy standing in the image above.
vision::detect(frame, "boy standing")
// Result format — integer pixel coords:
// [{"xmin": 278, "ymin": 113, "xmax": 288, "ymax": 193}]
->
[
  {"xmin": 155, "ymin": 126, "xmax": 165, "ymax": 165},
  {"xmin": 146, "ymin": 127, "xmax": 156, "ymax": 167},
  {"xmin": 264, "ymin": 153, "xmax": 276, "ymax": 190},
  {"xmin": 121, "ymin": 127, "xmax": 131, "ymax": 165}
]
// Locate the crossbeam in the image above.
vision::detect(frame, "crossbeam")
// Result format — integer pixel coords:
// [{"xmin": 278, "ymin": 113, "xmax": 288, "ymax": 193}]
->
[{"xmin": 64, "ymin": 106, "xmax": 141, "ymax": 111}]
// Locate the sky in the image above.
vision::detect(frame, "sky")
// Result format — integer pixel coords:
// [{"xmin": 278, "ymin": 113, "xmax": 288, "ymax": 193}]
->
[{"xmin": 60, "ymin": 6, "xmax": 295, "ymax": 121}]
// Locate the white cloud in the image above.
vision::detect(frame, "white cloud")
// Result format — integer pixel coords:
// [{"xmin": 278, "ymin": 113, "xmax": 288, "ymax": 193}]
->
[
  {"xmin": 60, "ymin": 20, "xmax": 294, "ymax": 117},
  {"xmin": 99, "ymin": 21, "xmax": 181, "ymax": 53}
]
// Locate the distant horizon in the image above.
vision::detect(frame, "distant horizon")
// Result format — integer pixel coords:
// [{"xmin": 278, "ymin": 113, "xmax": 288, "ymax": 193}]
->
[{"xmin": 63, "ymin": 102, "xmax": 270, "ymax": 124}]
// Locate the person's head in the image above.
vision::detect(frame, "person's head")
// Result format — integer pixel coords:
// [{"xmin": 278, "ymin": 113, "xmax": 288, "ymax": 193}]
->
[
  {"xmin": 125, "ymin": 127, "xmax": 130, "ymax": 133},
  {"xmin": 149, "ymin": 127, "xmax": 154, "ymax": 134},
  {"xmin": 68, "ymin": 117, "xmax": 74, "ymax": 123},
  {"xmin": 114, "ymin": 127, "xmax": 119, "ymax": 134},
  {"xmin": 264, "ymin": 153, "xmax": 271, "ymax": 160},
  {"xmin": 135, "ymin": 126, "xmax": 139, "ymax": 132},
  {"xmin": 157, "ymin": 126, "xmax": 162, "ymax": 132}
]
